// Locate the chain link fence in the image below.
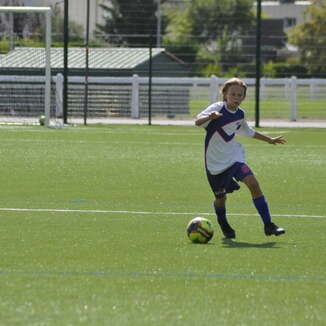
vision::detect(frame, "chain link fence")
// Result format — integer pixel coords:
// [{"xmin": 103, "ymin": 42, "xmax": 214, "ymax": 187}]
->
[{"xmin": 0, "ymin": 0, "xmax": 325, "ymax": 125}]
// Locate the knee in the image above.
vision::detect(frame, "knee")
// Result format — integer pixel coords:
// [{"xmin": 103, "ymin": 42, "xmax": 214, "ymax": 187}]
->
[
  {"xmin": 243, "ymin": 175, "xmax": 262, "ymax": 197},
  {"xmin": 247, "ymin": 178, "xmax": 260, "ymax": 190}
]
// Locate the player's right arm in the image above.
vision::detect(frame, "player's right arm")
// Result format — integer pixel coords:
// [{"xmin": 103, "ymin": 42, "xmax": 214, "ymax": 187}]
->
[{"xmin": 195, "ymin": 111, "xmax": 223, "ymax": 126}]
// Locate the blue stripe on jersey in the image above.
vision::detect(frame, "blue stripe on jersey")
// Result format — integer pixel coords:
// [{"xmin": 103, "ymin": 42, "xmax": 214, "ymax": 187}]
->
[{"xmin": 204, "ymin": 105, "xmax": 244, "ymax": 147}]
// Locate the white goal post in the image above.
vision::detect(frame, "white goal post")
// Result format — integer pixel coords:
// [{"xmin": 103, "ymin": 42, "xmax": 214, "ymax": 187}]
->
[{"xmin": 0, "ymin": 6, "xmax": 52, "ymax": 126}]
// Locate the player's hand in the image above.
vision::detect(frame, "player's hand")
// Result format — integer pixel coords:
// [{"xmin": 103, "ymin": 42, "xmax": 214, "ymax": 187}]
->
[
  {"xmin": 209, "ymin": 111, "xmax": 223, "ymax": 120},
  {"xmin": 269, "ymin": 136, "xmax": 286, "ymax": 145}
]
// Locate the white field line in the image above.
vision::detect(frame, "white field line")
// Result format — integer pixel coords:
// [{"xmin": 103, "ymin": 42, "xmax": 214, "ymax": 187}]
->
[{"xmin": 0, "ymin": 207, "xmax": 325, "ymax": 219}]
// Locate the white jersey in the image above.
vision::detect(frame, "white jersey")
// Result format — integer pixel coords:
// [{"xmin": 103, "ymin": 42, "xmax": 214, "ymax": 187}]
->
[{"xmin": 197, "ymin": 101, "xmax": 255, "ymax": 175}]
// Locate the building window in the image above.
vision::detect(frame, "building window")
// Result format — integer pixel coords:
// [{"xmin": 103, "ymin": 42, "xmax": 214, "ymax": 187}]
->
[{"xmin": 284, "ymin": 17, "xmax": 296, "ymax": 28}]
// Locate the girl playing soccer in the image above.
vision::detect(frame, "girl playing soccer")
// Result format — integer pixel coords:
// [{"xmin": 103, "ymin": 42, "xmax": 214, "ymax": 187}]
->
[{"xmin": 195, "ymin": 78, "xmax": 286, "ymax": 238}]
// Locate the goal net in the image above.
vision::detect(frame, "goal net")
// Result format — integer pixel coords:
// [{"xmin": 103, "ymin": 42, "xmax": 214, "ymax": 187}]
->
[{"xmin": 0, "ymin": 6, "xmax": 52, "ymax": 126}]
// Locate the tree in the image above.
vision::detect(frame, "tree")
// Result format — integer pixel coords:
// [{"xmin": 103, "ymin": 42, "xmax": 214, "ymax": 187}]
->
[
  {"xmin": 97, "ymin": 0, "xmax": 167, "ymax": 46},
  {"xmin": 287, "ymin": 0, "xmax": 326, "ymax": 76},
  {"xmin": 163, "ymin": 0, "xmax": 255, "ymax": 75}
]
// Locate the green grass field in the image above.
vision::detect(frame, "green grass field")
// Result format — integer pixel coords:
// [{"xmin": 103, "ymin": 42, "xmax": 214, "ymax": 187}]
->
[{"xmin": 0, "ymin": 125, "xmax": 325, "ymax": 325}]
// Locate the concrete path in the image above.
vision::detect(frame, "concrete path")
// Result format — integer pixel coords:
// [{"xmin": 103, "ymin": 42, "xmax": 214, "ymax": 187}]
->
[{"xmin": 69, "ymin": 118, "xmax": 326, "ymax": 129}]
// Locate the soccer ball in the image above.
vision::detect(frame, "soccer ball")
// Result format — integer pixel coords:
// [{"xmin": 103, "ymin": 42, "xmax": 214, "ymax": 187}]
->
[
  {"xmin": 39, "ymin": 115, "xmax": 45, "ymax": 126},
  {"xmin": 186, "ymin": 217, "xmax": 214, "ymax": 244}
]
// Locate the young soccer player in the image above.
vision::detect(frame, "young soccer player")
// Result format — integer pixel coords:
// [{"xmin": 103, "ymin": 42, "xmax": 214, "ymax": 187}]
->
[{"xmin": 195, "ymin": 78, "xmax": 286, "ymax": 238}]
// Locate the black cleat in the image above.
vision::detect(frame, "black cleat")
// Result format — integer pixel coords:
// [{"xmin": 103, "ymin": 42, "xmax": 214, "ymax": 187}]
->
[
  {"xmin": 218, "ymin": 221, "xmax": 236, "ymax": 239},
  {"xmin": 264, "ymin": 222, "xmax": 285, "ymax": 236}
]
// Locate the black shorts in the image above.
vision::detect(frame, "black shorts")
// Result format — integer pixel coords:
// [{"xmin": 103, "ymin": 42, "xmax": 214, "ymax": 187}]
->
[{"xmin": 206, "ymin": 162, "xmax": 253, "ymax": 198}]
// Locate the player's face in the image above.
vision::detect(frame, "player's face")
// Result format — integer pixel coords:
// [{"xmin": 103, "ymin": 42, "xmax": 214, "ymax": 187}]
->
[{"xmin": 224, "ymin": 85, "xmax": 246, "ymax": 110}]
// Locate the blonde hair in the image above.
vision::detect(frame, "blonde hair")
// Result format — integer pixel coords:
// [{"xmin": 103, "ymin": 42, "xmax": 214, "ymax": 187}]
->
[{"xmin": 221, "ymin": 78, "xmax": 247, "ymax": 101}]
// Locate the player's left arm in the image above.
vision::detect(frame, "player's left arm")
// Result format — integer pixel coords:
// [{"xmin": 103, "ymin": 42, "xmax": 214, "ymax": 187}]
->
[{"xmin": 253, "ymin": 131, "xmax": 286, "ymax": 145}]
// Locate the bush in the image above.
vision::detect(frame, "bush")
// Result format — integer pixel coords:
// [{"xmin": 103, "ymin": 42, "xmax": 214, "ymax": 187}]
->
[
  {"xmin": 263, "ymin": 62, "xmax": 308, "ymax": 78},
  {"xmin": 224, "ymin": 63, "xmax": 257, "ymax": 78},
  {"xmin": 0, "ymin": 37, "xmax": 10, "ymax": 54}
]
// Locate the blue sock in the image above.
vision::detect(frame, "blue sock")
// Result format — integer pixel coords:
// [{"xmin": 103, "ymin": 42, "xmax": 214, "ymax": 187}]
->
[
  {"xmin": 253, "ymin": 196, "xmax": 271, "ymax": 225},
  {"xmin": 214, "ymin": 203, "xmax": 227, "ymax": 224}
]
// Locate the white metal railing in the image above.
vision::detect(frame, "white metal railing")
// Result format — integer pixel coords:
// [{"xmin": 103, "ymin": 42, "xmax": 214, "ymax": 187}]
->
[
  {"xmin": 1, "ymin": 74, "xmax": 326, "ymax": 121},
  {"xmin": 54, "ymin": 74, "xmax": 326, "ymax": 121}
]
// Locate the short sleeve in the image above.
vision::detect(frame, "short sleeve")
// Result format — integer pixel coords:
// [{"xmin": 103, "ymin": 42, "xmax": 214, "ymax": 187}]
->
[
  {"xmin": 196, "ymin": 102, "xmax": 223, "ymax": 128},
  {"xmin": 237, "ymin": 119, "xmax": 255, "ymax": 137}
]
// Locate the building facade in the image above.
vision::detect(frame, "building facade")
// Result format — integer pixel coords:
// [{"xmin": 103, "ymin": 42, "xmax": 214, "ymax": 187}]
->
[
  {"xmin": 1, "ymin": 1, "xmax": 313, "ymax": 39},
  {"xmin": 261, "ymin": 1, "xmax": 311, "ymax": 30}
]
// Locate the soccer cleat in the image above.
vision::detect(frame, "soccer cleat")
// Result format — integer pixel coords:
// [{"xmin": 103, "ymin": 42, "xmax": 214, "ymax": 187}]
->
[
  {"xmin": 218, "ymin": 221, "xmax": 236, "ymax": 239},
  {"xmin": 264, "ymin": 222, "xmax": 285, "ymax": 236}
]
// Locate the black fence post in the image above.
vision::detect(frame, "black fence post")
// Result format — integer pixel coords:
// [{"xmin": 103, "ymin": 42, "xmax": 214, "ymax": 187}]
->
[
  {"xmin": 255, "ymin": 0, "xmax": 262, "ymax": 128},
  {"xmin": 63, "ymin": 0, "xmax": 69, "ymax": 124},
  {"xmin": 83, "ymin": 0, "xmax": 90, "ymax": 126}
]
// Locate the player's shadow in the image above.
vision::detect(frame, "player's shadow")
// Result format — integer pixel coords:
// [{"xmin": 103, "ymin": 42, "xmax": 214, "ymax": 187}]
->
[{"xmin": 222, "ymin": 238, "xmax": 278, "ymax": 249}]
